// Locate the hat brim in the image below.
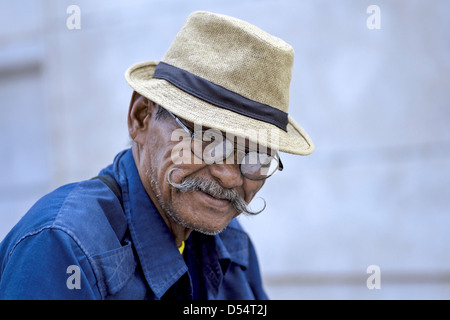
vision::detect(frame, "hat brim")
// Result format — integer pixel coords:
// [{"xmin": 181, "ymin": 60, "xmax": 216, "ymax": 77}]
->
[{"xmin": 125, "ymin": 61, "xmax": 314, "ymax": 155}]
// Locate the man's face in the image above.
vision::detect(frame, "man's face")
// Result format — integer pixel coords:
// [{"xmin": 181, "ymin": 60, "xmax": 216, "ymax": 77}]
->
[{"xmin": 130, "ymin": 94, "xmax": 265, "ymax": 235}]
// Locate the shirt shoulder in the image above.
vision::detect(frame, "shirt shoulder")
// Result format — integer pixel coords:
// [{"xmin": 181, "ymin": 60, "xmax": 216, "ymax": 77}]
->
[
  {"xmin": 0, "ymin": 178, "xmax": 130, "ymax": 299},
  {"xmin": 0, "ymin": 182, "xmax": 78, "ymax": 261},
  {"xmin": 0, "ymin": 227, "xmax": 101, "ymax": 299},
  {"xmin": 0, "ymin": 179, "xmax": 124, "ymax": 273}
]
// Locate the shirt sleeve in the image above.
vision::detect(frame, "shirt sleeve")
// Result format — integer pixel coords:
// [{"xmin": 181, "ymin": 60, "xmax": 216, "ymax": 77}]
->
[{"xmin": 0, "ymin": 228, "xmax": 101, "ymax": 300}]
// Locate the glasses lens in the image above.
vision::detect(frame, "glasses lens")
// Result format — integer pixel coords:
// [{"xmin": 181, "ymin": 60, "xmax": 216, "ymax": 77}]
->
[
  {"xmin": 188, "ymin": 127, "xmax": 281, "ymax": 180},
  {"xmin": 241, "ymin": 152, "xmax": 280, "ymax": 180},
  {"xmin": 191, "ymin": 130, "xmax": 234, "ymax": 164}
]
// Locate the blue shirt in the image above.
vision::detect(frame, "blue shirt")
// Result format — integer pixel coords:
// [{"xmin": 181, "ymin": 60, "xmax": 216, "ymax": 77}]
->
[{"xmin": 0, "ymin": 149, "xmax": 268, "ymax": 300}]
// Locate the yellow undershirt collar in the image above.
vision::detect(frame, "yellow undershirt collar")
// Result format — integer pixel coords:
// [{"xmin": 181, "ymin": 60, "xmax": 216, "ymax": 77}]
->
[{"xmin": 178, "ymin": 241, "xmax": 185, "ymax": 255}]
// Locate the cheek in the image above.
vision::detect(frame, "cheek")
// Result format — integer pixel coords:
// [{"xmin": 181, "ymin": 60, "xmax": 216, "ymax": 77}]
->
[
  {"xmin": 151, "ymin": 153, "xmax": 176, "ymax": 193},
  {"xmin": 142, "ymin": 140, "xmax": 177, "ymax": 194},
  {"xmin": 153, "ymin": 151, "xmax": 205, "ymax": 204},
  {"xmin": 243, "ymin": 180, "xmax": 265, "ymax": 203}
]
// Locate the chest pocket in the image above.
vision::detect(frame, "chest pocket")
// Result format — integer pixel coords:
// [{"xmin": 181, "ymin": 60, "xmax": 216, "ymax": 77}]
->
[
  {"xmin": 91, "ymin": 240, "xmax": 140, "ymax": 298},
  {"xmin": 90, "ymin": 175, "xmax": 146, "ymax": 298}
]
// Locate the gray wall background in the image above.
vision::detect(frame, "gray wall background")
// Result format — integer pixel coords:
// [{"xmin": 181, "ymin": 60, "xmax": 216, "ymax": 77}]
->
[{"xmin": 1, "ymin": 0, "xmax": 449, "ymax": 299}]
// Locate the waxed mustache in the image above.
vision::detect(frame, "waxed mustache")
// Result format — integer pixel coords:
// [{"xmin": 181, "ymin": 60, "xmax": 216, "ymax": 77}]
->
[{"xmin": 167, "ymin": 168, "xmax": 265, "ymax": 215}]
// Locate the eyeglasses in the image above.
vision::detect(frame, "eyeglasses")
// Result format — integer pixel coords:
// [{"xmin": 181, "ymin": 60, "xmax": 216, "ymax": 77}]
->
[{"xmin": 167, "ymin": 110, "xmax": 284, "ymax": 181}]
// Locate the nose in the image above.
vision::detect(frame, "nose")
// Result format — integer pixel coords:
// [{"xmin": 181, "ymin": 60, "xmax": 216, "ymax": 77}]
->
[{"xmin": 208, "ymin": 163, "xmax": 243, "ymax": 189}]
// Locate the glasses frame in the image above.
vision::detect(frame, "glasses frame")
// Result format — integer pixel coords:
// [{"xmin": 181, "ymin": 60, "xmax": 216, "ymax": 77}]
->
[{"xmin": 167, "ymin": 110, "xmax": 284, "ymax": 181}]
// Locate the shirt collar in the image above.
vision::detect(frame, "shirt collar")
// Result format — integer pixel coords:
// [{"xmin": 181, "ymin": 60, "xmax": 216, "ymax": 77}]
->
[
  {"xmin": 216, "ymin": 219, "xmax": 249, "ymax": 270},
  {"xmin": 115, "ymin": 149, "xmax": 187, "ymax": 298}
]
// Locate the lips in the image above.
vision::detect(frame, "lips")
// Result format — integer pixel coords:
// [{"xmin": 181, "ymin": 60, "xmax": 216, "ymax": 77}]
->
[
  {"xmin": 196, "ymin": 190, "xmax": 231, "ymax": 208},
  {"xmin": 202, "ymin": 190, "xmax": 228, "ymax": 201}
]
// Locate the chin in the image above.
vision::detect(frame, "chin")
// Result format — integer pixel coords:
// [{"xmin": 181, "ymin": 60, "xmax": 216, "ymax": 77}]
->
[
  {"xmin": 192, "ymin": 224, "xmax": 227, "ymax": 236},
  {"xmin": 170, "ymin": 205, "xmax": 237, "ymax": 236},
  {"xmin": 171, "ymin": 190, "xmax": 237, "ymax": 233}
]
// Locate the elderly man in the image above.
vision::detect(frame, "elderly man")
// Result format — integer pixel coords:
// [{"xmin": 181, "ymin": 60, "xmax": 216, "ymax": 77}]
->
[{"xmin": 0, "ymin": 11, "xmax": 313, "ymax": 299}]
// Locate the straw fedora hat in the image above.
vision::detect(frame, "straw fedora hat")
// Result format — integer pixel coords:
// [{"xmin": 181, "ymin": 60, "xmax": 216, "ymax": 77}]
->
[{"xmin": 125, "ymin": 11, "xmax": 314, "ymax": 155}]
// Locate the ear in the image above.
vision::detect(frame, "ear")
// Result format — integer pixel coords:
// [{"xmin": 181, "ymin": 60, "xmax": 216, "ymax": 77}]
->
[{"xmin": 127, "ymin": 91, "xmax": 158, "ymax": 145}]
